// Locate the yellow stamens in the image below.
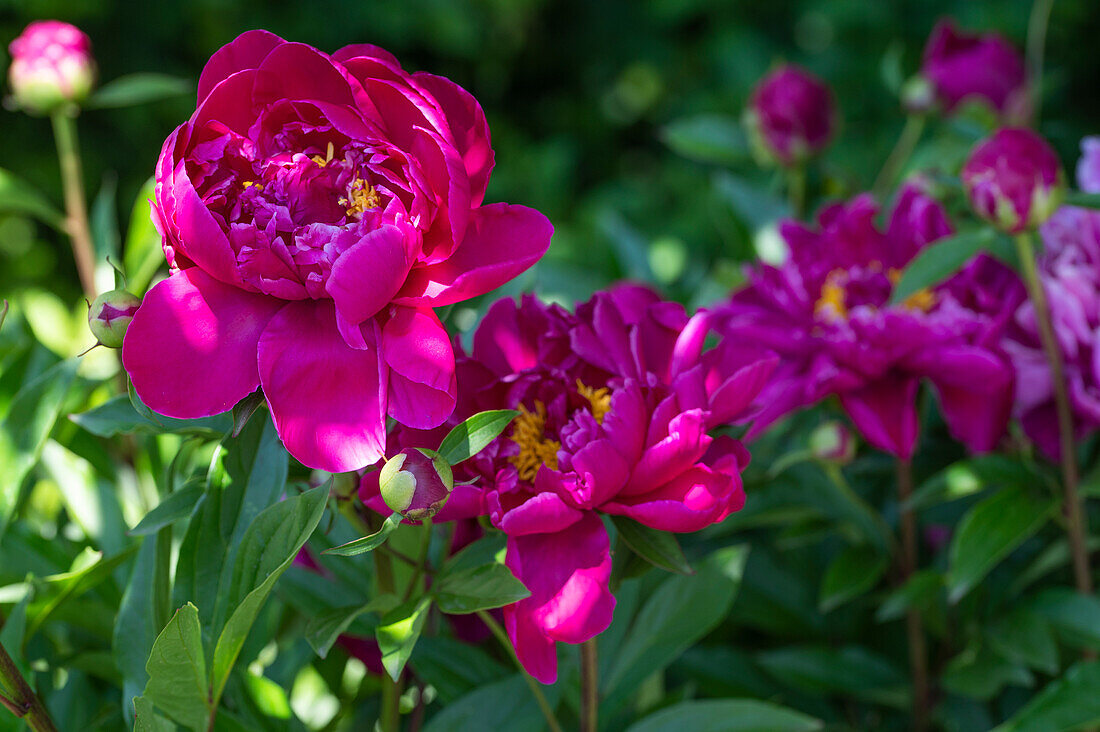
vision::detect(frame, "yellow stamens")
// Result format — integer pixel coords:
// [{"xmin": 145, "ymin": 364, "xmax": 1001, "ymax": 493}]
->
[
  {"xmin": 814, "ymin": 269, "xmax": 848, "ymax": 320},
  {"xmin": 888, "ymin": 268, "xmax": 937, "ymax": 313},
  {"xmin": 311, "ymin": 141, "xmax": 336, "ymax": 167},
  {"xmin": 242, "ymin": 180, "xmax": 263, "ymax": 190},
  {"xmin": 508, "ymin": 402, "xmax": 560, "ymax": 482},
  {"xmin": 577, "ymin": 380, "xmax": 612, "ymax": 424},
  {"xmin": 340, "ymin": 178, "xmax": 381, "ymax": 217}
]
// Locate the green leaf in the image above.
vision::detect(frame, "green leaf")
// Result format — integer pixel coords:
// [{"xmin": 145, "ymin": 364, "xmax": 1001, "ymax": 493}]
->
[
  {"xmin": 626, "ymin": 699, "xmax": 823, "ymax": 732},
  {"xmin": 437, "ymin": 410, "xmax": 518, "ymax": 465},
  {"xmin": 143, "ymin": 603, "xmax": 210, "ymax": 732},
  {"xmin": 603, "ymin": 546, "xmax": 748, "ymax": 706},
  {"xmin": 230, "ymin": 391, "xmax": 265, "ymax": 438},
  {"xmin": 942, "ymin": 641, "xmax": 1033, "ymax": 700},
  {"xmin": 115, "ymin": 538, "xmax": 164, "ymax": 723},
  {"xmin": 597, "ymin": 208, "xmax": 655, "ymax": 281},
  {"xmin": 757, "ymin": 646, "xmax": 909, "ymax": 708},
  {"xmin": 376, "ymin": 597, "xmax": 432, "ymax": 681},
  {"xmin": 129, "ymin": 481, "xmax": 204, "ymax": 536},
  {"xmin": 26, "ymin": 544, "xmax": 139, "ymax": 638},
  {"xmin": 133, "ymin": 696, "xmax": 176, "ymax": 732},
  {"xmin": 0, "ymin": 358, "xmax": 78, "ymax": 532},
  {"xmin": 818, "ymin": 544, "xmax": 888, "ymax": 612},
  {"xmin": 713, "ymin": 171, "xmax": 791, "ymax": 231},
  {"xmin": 209, "ymin": 484, "xmax": 328, "ymax": 704},
  {"xmin": 304, "ymin": 596, "xmax": 399, "ymax": 659},
  {"xmin": 987, "ymin": 608, "xmax": 1059, "ymax": 675},
  {"xmin": 91, "ymin": 174, "xmax": 120, "ymax": 275},
  {"xmin": 122, "ymin": 179, "xmax": 164, "ymax": 295},
  {"xmin": 994, "ymin": 660, "xmax": 1100, "ymax": 732},
  {"xmin": 74, "ymin": 394, "xmax": 232, "ymax": 438},
  {"xmin": 907, "ymin": 454, "xmax": 1052, "ymax": 510},
  {"xmin": 422, "ymin": 674, "xmax": 561, "ymax": 732},
  {"xmin": 660, "ymin": 114, "xmax": 749, "ymax": 166},
  {"xmin": 611, "ymin": 515, "xmax": 693, "ymax": 575},
  {"xmin": 434, "ymin": 563, "xmax": 530, "ymax": 614},
  {"xmin": 890, "ymin": 229, "xmax": 996, "ymax": 304},
  {"xmin": 947, "ymin": 485, "xmax": 1055, "ymax": 602},
  {"xmin": 875, "ymin": 570, "xmax": 943, "ymax": 622},
  {"xmin": 86, "ymin": 73, "xmax": 191, "ymax": 109},
  {"xmin": 1028, "ymin": 588, "xmax": 1100, "ymax": 651},
  {"xmin": 0, "ymin": 167, "xmax": 65, "ymax": 229},
  {"xmin": 1065, "ymin": 191, "xmax": 1100, "ymax": 209},
  {"xmin": 323, "ymin": 511, "xmax": 403, "ymax": 556},
  {"xmin": 411, "ymin": 636, "xmax": 510, "ymax": 703}
]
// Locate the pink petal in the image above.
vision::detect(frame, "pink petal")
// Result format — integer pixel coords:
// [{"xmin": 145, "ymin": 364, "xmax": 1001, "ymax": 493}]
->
[
  {"xmin": 331, "ymin": 43, "xmax": 401, "ymax": 67},
  {"xmin": 123, "ymin": 269, "xmax": 282, "ymax": 418},
  {"xmin": 414, "ymin": 72, "xmax": 494, "ymax": 206},
  {"xmin": 257, "ymin": 300, "xmax": 387, "ymax": 472},
  {"xmin": 603, "ymin": 465, "xmax": 740, "ymax": 532},
  {"xmin": 395, "ymin": 203, "xmax": 552, "ymax": 306},
  {"xmin": 839, "ymin": 375, "xmax": 920, "ymax": 459},
  {"xmin": 253, "ymin": 41, "xmax": 359, "ymax": 108},
  {"xmin": 504, "ymin": 603, "xmax": 558, "ymax": 685},
  {"xmin": 196, "ymin": 30, "xmax": 284, "ymax": 104},
  {"xmin": 498, "ymin": 492, "xmax": 584, "ymax": 536},
  {"xmin": 326, "ymin": 225, "xmax": 411, "ymax": 327},
  {"xmin": 915, "ymin": 346, "xmax": 1014, "ymax": 453},
  {"xmin": 169, "ymin": 162, "xmax": 244, "ymax": 287},
  {"xmin": 621, "ymin": 409, "xmax": 711, "ymax": 496},
  {"xmin": 382, "ymin": 307, "xmax": 457, "ymax": 429}
]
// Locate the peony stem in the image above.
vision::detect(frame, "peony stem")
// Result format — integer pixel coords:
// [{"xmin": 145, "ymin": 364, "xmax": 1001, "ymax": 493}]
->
[
  {"xmin": 50, "ymin": 111, "xmax": 96, "ymax": 300},
  {"xmin": 476, "ymin": 610, "xmax": 563, "ymax": 732},
  {"xmin": 581, "ymin": 640, "xmax": 599, "ymax": 732},
  {"xmin": 872, "ymin": 114, "xmax": 925, "ymax": 199},
  {"xmin": 1026, "ymin": 0, "xmax": 1056, "ymax": 123},
  {"xmin": 0, "ymin": 640, "xmax": 56, "ymax": 732},
  {"xmin": 1015, "ymin": 232, "xmax": 1093, "ymax": 598},
  {"xmin": 896, "ymin": 458, "xmax": 929, "ymax": 732},
  {"xmin": 787, "ymin": 164, "xmax": 806, "ymax": 219},
  {"xmin": 375, "ymin": 545, "xmax": 401, "ymax": 732},
  {"xmin": 402, "ymin": 520, "xmax": 433, "ymax": 602}
]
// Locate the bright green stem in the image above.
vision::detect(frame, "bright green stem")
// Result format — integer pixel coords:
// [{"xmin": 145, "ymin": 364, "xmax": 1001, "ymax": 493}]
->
[
  {"xmin": 1027, "ymin": 0, "xmax": 1056, "ymax": 123},
  {"xmin": 873, "ymin": 114, "xmax": 926, "ymax": 199},
  {"xmin": 1015, "ymin": 232, "xmax": 1093, "ymax": 597},
  {"xmin": 787, "ymin": 165, "xmax": 806, "ymax": 219},
  {"xmin": 896, "ymin": 458, "xmax": 929, "ymax": 732},
  {"xmin": 0, "ymin": 641, "xmax": 57, "ymax": 732},
  {"xmin": 477, "ymin": 610, "xmax": 564, "ymax": 732},
  {"xmin": 50, "ymin": 111, "xmax": 96, "ymax": 299},
  {"xmin": 581, "ymin": 639, "xmax": 599, "ymax": 732}
]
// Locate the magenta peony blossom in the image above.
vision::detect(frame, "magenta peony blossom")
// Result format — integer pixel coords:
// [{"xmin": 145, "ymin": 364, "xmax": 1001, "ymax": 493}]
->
[
  {"xmin": 1006, "ymin": 141, "xmax": 1100, "ymax": 458},
  {"xmin": 962, "ymin": 128, "xmax": 1065, "ymax": 234},
  {"xmin": 920, "ymin": 19, "xmax": 1027, "ymax": 116},
  {"xmin": 715, "ymin": 183, "xmax": 1025, "ymax": 459},
  {"xmin": 362, "ymin": 287, "xmax": 775, "ymax": 683},
  {"xmin": 121, "ymin": 31, "xmax": 552, "ymax": 471},
  {"xmin": 7, "ymin": 20, "xmax": 95, "ymax": 114},
  {"xmin": 745, "ymin": 64, "xmax": 835, "ymax": 167}
]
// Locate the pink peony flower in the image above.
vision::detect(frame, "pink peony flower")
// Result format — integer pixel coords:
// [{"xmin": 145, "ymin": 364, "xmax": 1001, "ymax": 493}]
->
[
  {"xmin": 715, "ymin": 183, "xmax": 1025, "ymax": 459},
  {"xmin": 7, "ymin": 20, "xmax": 95, "ymax": 114},
  {"xmin": 363, "ymin": 287, "xmax": 775, "ymax": 683},
  {"xmin": 962, "ymin": 128, "xmax": 1065, "ymax": 234},
  {"xmin": 122, "ymin": 31, "xmax": 552, "ymax": 471},
  {"xmin": 919, "ymin": 19, "xmax": 1027, "ymax": 117},
  {"xmin": 745, "ymin": 64, "xmax": 835, "ymax": 167}
]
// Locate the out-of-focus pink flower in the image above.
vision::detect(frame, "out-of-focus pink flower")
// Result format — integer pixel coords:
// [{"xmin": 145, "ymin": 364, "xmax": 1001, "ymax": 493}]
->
[
  {"xmin": 919, "ymin": 19, "xmax": 1027, "ymax": 117},
  {"xmin": 744, "ymin": 64, "xmax": 835, "ymax": 167},
  {"xmin": 715, "ymin": 183, "xmax": 1025, "ymax": 459},
  {"xmin": 962, "ymin": 128, "xmax": 1065, "ymax": 234},
  {"xmin": 362, "ymin": 287, "xmax": 775, "ymax": 683},
  {"xmin": 122, "ymin": 31, "xmax": 552, "ymax": 471},
  {"xmin": 1006, "ymin": 140, "xmax": 1100, "ymax": 458},
  {"xmin": 7, "ymin": 20, "xmax": 95, "ymax": 114}
]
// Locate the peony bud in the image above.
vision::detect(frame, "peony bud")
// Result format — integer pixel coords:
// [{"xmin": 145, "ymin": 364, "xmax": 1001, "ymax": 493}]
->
[
  {"xmin": 744, "ymin": 64, "xmax": 835, "ymax": 168},
  {"xmin": 809, "ymin": 421, "xmax": 856, "ymax": 465},
  {"xmin": 900, "ymin": 75, "xmax": 936, "ymax": 115},
  {"xmin": 920, "ymin": 19, "xmax": 1026, "ymax": 117},
  {"xmin": 379, "ymin": 448, "xmax": 453, "ymax": 521},
  {"xmin": 962, "ymin": 128, "xmax": 1065, "ymax": 234},
  {"xmin": 88, "ymin": 289, "xmax": 140, "ymax": 348},
  {"xmin": 8, "ymin": 21, "xmax": 95, "ymax": 114}
]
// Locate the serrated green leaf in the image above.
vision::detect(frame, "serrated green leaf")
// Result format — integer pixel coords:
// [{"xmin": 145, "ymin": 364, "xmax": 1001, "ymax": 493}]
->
[
  {"xmin": 209, "ymin": 484, "xmax": 328, "ymax": 704},
  {"xmin": 143, "ymin": 603, "xmax": 210, "ymax": 732},
  {"xmin": 437, "ymin": 410, "xmax": 518, "ymax": 465},
  {"xmin": 611, "ymin": 515, "xmax": 693, "ymax": 575},
  {"xmin": 660, "ymin": 114, "xmax": 750, "ymax": 166},
  {"xmin": 947, "ymin": 486, "xmax": 1055, "ymax": 602},
  {"xmin": 0, "ymin": 167, "xmax": 65, "ymax": 229},
  {"xmin": 376, "ymin": 597, "xmax": 432, "ymax": 681},
  {"xmin": 819, "ymin": 544, "xmax": 888, "ymax": 612},
  {"xmin": 890, "ymin": 229, "xmax": 996, "ymax": 304},
  {"xmin": 129, "ymin": 482, "xmax": 204, "ymax": 536},
  {"xmin": 86, "ymin": 73, "xmax": 191, "ymax": 109},
  {"xmin": 434, "ymin": 563, "xmax": 530, "ymax": 614},
  {"xmin": 323, "ymin": 512, "xmax": 402, "ymax": 556},
  {"xmin": 626, "ymin": 699, "xmax": 823, "ymax": 732}
]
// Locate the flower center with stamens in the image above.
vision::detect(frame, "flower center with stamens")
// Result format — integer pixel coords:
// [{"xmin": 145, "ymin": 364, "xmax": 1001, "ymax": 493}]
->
[
  {"xmin": 341, "ymin": 178, "xmax": 381, "ymax": 217},
  {"xmin": 814, "ymin": 269, "xmax": 848, "ymax": 320},
  {"xmin": 508, "ymin": 401, "xmax": 560, "ymax": 482},
  {"xmin": 576, "ymin": 380, "xmax": 611, "ymax": 424}
]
